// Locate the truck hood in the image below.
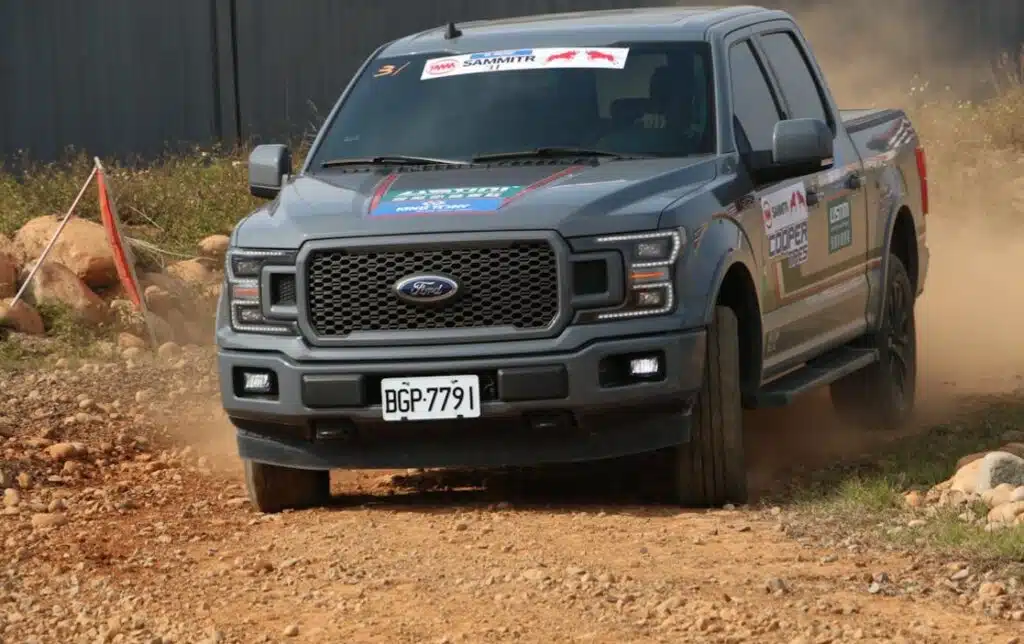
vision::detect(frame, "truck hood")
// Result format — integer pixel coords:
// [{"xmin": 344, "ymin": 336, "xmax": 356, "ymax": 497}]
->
[{"xmin": 233, "ymin": 156, "xmax": 718, "ymax": 248}]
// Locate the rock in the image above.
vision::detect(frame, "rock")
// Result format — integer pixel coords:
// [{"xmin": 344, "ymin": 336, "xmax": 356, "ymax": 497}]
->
[
  {"xmin": 110, "ymin": 299, "xmax": 147, "ymax": 335},
  {"xmin": 955, "ymin": 452, "xmax": 988, "ymax": 472},
  {"xmin": 16, "ymin": 472, "xmax": 31, "ymax": 488},
  {"xmin": 198, "ymin": 235, "xmax": 230, "ymax": 263},
  {"xmin": 30, "ymin": 512, "xmax": 67, "ymax": 529},
  {"xmin": 764, "ymin": 577, "xmax": 789, "ymax": 595},
  {"xmin": 156, "ymin": 341, "xmax": 181, "ymax": 360},
  {"xmin": 141, "ymin": 271, "xmax": 190, "ymax": 295},
  {"xmin": 45, "ymin": 442, "xmax": 83, "ymax": 461},
  {"xmin": 520, "ymin": 568, "xmax": 548, "ymax": 582},
  {"xmin": 988, "ymin": 501, "xmax": 1024, "ymax": 524},
  {"xmin": 21, "ymin": 261, "xmax": 109, "ymax": 325},
  {"xmin": 118, "ymin": 332, "xmax": 147, "ymax": 349},
  {"xmin": 975, "ymin": 452, "xmax": 1024, "ymax": 492},
  {"xmin": 282, "ymin": 624, "xmax": 299, "ymax": 638},
  {"xmin": 122, "ymin": 347, "xmax": 143, "ymax": 360},
  {"xmin": 167, "ymin": 258, "xmax": 218, "ymax": 285},
  {"xmin": 0, "ymin": 252, "xmax": 18, "ymax": 298},
  {"xmin": 982, "ymin": 483, "xmax": 1017, "ymax": 508},
  {"xmin": 3, "ymin": 488, "xmax": 20, "ymax": 507},
  {"xmin": 0, "ymin": 297, "xmax": 44, "ymax": 334},
  {"xmin": 1011, "ymin": 486, "xmax": 1024, "ymax": 503},
  {"xmin": 143, "ymin": 285, "xmax": 176, "ymax": 316},
  {"xmin": 978, "ymin": 582, "xmax": 1006, "ymax": 599},
  {"xmin": 950, "ymin": 458, "xmax": 985, "ymax": 494},
  {"xmin": 1002, "ymin": 443, "xmax": 1024, "ymax": 459},
  {"xmin": 13, "ymin": 215, "xmax": 118, "ymax": 288},
  {"xmin": 904, "ymin": 491, "xmax": 924, "ymax": 508},
  {"xmin": 1002, "ymin": 430, "xmax": 1024, "ymax": 442}
]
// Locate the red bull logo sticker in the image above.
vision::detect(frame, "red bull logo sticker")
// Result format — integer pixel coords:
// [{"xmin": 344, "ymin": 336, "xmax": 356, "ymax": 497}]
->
[{"xmin": 420, "ymin": 47, "xmax": 629, "ymax": 80}]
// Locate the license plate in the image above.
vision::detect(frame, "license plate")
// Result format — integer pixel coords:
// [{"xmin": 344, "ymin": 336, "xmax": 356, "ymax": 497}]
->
[{"xmin": 380, "ymin": 375, "xmax": 481, "ymax": 421}]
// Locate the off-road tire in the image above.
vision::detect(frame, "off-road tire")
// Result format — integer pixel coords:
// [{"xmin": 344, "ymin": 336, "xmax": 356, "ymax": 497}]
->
[
  {"xmin": 830, "ymin": 253, "xmax": 917, "ymax": 430},
  {"xmin": 243, "ymin": 460, "xmax": 331, "ymax": 513},
  {"xmin": 673, "ymin": 305, "xmax": 747, "ymax": 507}
]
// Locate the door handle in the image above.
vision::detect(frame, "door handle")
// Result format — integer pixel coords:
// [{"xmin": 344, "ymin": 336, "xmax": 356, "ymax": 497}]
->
[
  {"xmin": 846, "ymin": 172, "xmax": 863, "ymax": 190},
  {"xmin": 806, "ymin": 188, "xmax": 823, "ymax": 206}
]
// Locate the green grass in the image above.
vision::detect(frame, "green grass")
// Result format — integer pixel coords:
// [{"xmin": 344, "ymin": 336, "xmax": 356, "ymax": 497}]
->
[
  {"xmin": 0, "ymin": 301, "xmax": 115, "ymax": 366},
  {"xmin": 0, "ymin": 146, "xmax": 264, "ymax": 257},
  {"xmin": 785, "ymin": 396, "xmax": 1024, "ymax": 565}
]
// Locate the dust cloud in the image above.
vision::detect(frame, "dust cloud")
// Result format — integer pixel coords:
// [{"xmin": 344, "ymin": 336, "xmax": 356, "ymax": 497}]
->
[{"xmin": 792, "ymin": 0, "xmax": 1024, "ymax": 400}]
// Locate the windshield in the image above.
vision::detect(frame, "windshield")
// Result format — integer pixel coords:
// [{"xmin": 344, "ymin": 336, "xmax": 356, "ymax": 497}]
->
[{"xmin": 308, "ymin": 42, "xmax": 715, "ymax": 167}]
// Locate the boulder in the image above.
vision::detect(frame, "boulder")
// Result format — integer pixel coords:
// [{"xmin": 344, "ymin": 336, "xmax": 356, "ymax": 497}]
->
[
  {"xmin": 0, "ymin": 298, "xmax": 44, "ymax": 334},
  {"xmin": 167, "ymin": 258, "xmax": 219, "ymax": 285},
  {"xmin": 988, "ymin": 501, "xmax": 1024, "ymax": 524},
  {"xmin": 949, "ymin": 458, "xmax": 984, "ymax": 494},
  {"xmin": 140, "ymin": 271, "xmax": 190, "ymax": 297},
  {"xmin": 21, "ymin": 261, "xmax": 108, "ymax": 326},
  {"xmin": 981, "ymin": 483, "xmax": 1017, "ymax": 508},
  {"xmin": 13, "ymin": 215, "xmax": 118, "ymax": 288},
  {"xmin": 143, "ymin": 284, "xmax": 176, "ymax": 316},
  {"xmin": 0, "ymin": 252, "xmax": 19, "ymax": 298},
  {"xmin": 198, "ymin": 235, "xmax": 230, "ymax": 263},
  {"xmin": 974, "ymin": 451, "xmax": 1024, "ymax": 493}
]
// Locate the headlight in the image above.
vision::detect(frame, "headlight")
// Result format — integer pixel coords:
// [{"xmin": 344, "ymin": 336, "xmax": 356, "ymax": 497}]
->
[
  {"xmin": 591, "ymin": 229, "xmax": 684, "ymax": 320},
  {"xmin": 226, "ymin": 248, "xmax": 297, "ymax": 335}
]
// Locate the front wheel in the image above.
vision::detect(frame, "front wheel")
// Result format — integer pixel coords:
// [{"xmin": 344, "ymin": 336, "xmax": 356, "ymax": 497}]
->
[
  {"xmin": 830, "ymin": 253, "xmax": 917, "ymax": 430},
  {"xmin": 243, "ymin": 460, "xmax": 331, "ymax": 513},
  {"xmin": 672, "ymin": 305, "xmax": 747, "ymax": 507}
]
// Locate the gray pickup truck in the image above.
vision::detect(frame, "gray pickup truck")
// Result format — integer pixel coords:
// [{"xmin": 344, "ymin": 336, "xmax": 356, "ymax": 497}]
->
[{"xmin": 217, "ymin": 5, "xmax": 930, "ymax": 512}]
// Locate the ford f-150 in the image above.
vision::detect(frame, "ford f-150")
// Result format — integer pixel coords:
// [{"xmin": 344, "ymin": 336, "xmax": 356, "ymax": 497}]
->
[{"xmin": 217, "ymin": 5, "xmax": 930, "ymax": 512}]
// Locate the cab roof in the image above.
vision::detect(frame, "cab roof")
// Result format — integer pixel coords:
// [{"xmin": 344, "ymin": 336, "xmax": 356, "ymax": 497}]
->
[{"xmin": 380, "ymin": 5, "xmax": 784, "ymax": 57}]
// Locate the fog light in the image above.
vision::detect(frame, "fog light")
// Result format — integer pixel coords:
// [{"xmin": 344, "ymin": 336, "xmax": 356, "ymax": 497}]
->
[
  {"xmin": 236, "ymin": 305, "xmax": 263, "ymax": 324},
  {"xmin": 242, "ymin": 371, "xmax": 273, "ymax": 394},
  {"xmin": 635, "ymin": 287, "xmax": 667, "ymax": 308},
  {"xmin": 629, "ymin": 356, "xmax": 661, "ymax": 377}
]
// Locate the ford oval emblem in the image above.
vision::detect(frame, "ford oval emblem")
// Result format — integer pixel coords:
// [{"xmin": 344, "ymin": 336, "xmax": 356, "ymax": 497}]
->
[{"xmin": 393, "ymin": 273, "xmax": 461, "ymax": 306}]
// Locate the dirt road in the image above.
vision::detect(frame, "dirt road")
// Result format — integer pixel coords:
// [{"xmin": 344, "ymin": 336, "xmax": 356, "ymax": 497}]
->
[{"xmin": 0, "ymin": 352, "xmax": 1021, "ymax": 644}]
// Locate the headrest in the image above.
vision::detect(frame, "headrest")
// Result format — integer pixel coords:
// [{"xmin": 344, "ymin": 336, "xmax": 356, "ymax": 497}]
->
[
  {"xmin": 649, "ymin": 66, "xmax": 672, "ymax": 106},
  {"xmin": 610, "ymin": 98, "xmax": 651, "ymax": 124}
]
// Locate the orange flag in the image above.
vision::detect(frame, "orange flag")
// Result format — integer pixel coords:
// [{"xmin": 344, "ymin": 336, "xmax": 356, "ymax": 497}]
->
[{"xmin": 95, "ymin": 162, "xmax": 144, "ymax": 309}]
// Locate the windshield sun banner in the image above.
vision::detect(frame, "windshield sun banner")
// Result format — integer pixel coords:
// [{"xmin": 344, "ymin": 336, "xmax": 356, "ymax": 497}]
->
[{"xmin": 420, "ymin": 47, "xmax": 630, "ymax": 80}]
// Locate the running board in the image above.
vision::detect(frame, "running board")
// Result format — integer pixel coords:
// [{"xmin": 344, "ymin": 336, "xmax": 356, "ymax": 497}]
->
[{"xmin": 746, "ymin": 346, "xmax": 879, "ymax": 408}]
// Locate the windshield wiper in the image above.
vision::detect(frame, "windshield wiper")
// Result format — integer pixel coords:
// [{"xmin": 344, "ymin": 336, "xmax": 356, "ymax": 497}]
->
[
  {"xmin": 321, "ymin": 155, "xmax": 468, "ymax": 168},
  {"xmin": 472, "ymin": 147, "xmax": 638, "ymax": 162}
]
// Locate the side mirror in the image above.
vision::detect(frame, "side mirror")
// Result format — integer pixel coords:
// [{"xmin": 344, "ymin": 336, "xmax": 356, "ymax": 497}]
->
[
  {"xmin": 772, "ymin": 118, "xmax": 833, "ymax": 170},
  {"xmin": 248, "ymin": 144, "xmax": 292, "ymax": 199}
]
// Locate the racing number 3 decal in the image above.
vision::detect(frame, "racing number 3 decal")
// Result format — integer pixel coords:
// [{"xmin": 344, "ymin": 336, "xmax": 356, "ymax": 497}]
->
[{"xmin": 375, "ymin": 62, "xmax": 410, "ymax": 78}]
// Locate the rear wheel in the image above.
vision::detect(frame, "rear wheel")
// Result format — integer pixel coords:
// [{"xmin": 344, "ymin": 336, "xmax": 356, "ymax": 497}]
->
[
  {"xmin": 243, "ymin": 460, "xmax": 331, "ymax": 513},
  {"xmin": 830, "ymin": 253, "xmax": 917, "ymax": 429},
  {"xmin": 672, "ymin": 305, "xmax": 747, "ymax": 507}
]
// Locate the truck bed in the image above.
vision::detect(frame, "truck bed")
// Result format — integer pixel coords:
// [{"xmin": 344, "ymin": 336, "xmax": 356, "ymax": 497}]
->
[{"xmin": 839, "ymin": 108, "xmax": 905, "ymax": 134}]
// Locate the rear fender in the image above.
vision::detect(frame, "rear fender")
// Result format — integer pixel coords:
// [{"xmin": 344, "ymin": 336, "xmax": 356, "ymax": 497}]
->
[{"xmin": 870, "ymin": 163, "xmax": 912, "ymax": 329}]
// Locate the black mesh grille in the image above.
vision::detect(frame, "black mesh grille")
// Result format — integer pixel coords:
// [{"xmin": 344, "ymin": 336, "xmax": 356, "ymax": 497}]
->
[
  {"xmin": 306, "ymin": 242, "xmax": 559, "ymax": 337},
  {"xmin": 271, "ymin": 274, "xmax": 296, "ymax": 306}
]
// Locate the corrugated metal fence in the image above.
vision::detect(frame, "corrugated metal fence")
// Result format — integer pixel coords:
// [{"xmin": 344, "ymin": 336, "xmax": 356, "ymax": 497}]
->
[{"xmin": 1, "ymin": 0, "xmax": 1021, "ymax": 162}]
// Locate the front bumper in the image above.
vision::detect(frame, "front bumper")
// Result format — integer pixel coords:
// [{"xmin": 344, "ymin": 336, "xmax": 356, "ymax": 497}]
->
[{"xmin": 220, "ymin": 329, "xmax": 707, "ymax": 470}]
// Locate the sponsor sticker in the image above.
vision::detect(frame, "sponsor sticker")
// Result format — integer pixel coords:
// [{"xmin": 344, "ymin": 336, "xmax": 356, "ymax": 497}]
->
[
  {"xmin": 827, "ymin": 197, "xmax": 853, "ymax": 253},
  {"xmin": 371, "ymin": 185, "xmax": 524, "ymax": 215},
  {"xmin": 420, "ymin": 47, "xmax": 630, "ymax": 80},
  {"xmin": 761, "ymin": 183, "xmax": 809, "ymax": 263}
]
